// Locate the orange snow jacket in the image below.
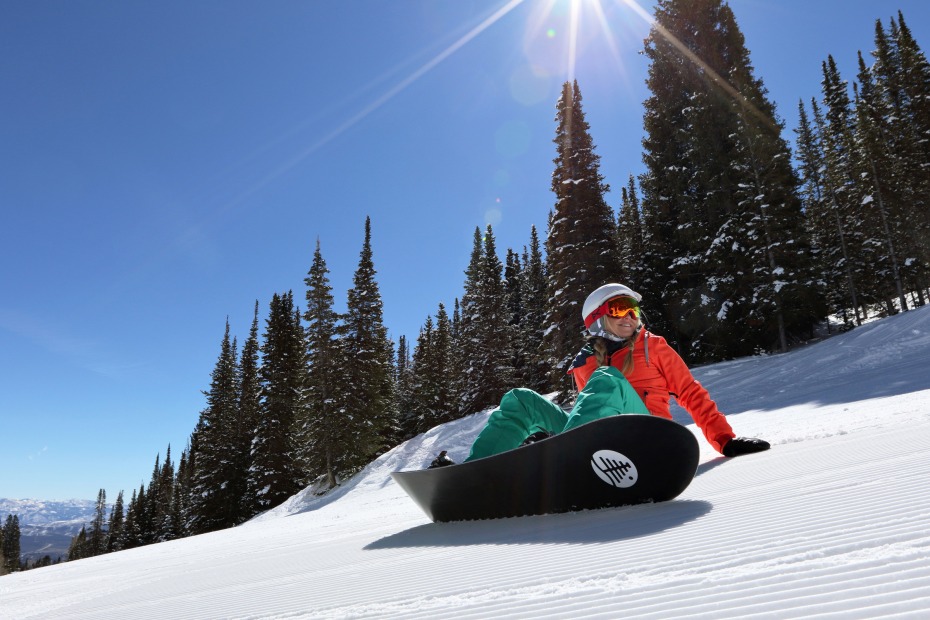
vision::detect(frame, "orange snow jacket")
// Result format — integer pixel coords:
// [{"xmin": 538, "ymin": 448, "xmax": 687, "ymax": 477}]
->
[{"xmin": 568, "ymin": 329, "xmax": 735, "ymax": 453}]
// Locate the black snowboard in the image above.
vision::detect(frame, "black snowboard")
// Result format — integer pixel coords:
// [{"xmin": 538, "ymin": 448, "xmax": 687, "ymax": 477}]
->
[{"xmin": 392, "ymin": 414, "xmax": 700, "ymax": 522}]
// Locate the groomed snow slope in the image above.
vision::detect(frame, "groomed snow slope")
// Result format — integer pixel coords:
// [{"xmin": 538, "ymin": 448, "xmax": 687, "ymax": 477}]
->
[{"xmin": 3, "ymin": 307, "xmax": 930, "ymax": 619}]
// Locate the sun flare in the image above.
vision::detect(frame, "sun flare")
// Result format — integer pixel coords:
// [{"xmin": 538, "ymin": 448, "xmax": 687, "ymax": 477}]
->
[{"xmin": 522, "ymin": 0, "xmax": 653, "ymax": 87}]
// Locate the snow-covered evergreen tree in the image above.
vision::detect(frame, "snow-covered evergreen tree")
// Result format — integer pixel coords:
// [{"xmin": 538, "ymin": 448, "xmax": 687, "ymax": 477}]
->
[
  {"xmin": 394, "ymin": 334, "xmax": 417, "ymax": 439},
  {"xmin": 503, "ymin": 248, "xmax": 525, "ymax": 383},
  {"xmin": 334, "ymin": 217, "xmax": 397, "ymax": 476},
  {"xmin": 853, "ymin": 51, "xmax": 910, "ymax": 314},
  {"xmin": 458, "ymin": 225, "xmax": 514, "ymax": 413},
  {"xmin": 409, "ymin": 303, "xmax": 455, "ymax": 432},
  {"xmin": 88, "ymin": 489, "xmax": 107, "ymax": 557},
  {"xmin": 233, "ymin": 304, "xmax": 261, "ymax": 522},
  {"xmin": 173, "ymin": 445, "xmax": 194, "ymax": 538},
  {"xmin": 795, "ymin": 99, "xmax": 860, "ymax": 328},
  {"xmin": 301, "ymin": 240, "xmax": 342, "ymax": 489},
  {"xmin": 542, "ymin": 81, "xmax": 620, "ymax": 390},
  {"xmin": 189, "ymin": 322, "xmax": 240, "ymax": 534},
  {"xmin": 519, "ymin": 225, "xmax": 549, "ymax": 393},
  {"xmin": 1, "ymin": 514, "xmax": 21, "ymax": 572},
  {"xmin": 247, "ymin": 292, "xmax": 307, "ymax": 512},
  {"xmin": 855, "ymin": 15, "xmax": 930, "ymax": 310},
  {"xmin": 105, "ymin": 490, "xmax": 125, "ymax": 553},
  {"xmin": 640, "ymin": 0, "xmax": 821, "ymax": 361},
  {"xmin": 617, "ymin": 176, "xmax": 646, "ymax": 292}
]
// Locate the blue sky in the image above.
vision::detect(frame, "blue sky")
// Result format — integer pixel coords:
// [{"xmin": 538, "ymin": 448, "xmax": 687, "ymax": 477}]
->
[{"xmin": 2, "ymin": 0, "xmax": 928, "ymax": 501}]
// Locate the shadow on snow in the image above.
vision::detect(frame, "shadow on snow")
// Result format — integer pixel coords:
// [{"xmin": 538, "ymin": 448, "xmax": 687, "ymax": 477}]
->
[{"xmin": 364, "ymin": 499, "xmax": 712, "ymax": 549}]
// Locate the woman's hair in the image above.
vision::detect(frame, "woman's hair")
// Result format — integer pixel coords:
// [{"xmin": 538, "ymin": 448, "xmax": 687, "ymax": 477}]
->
[{"xmin": 592, "ymin": 334, "xmax": 637, "ymax": 375}]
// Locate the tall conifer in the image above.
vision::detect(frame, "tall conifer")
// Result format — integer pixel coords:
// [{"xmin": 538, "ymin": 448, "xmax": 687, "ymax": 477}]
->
[
  {"xmin": 105, "ymin": 490, "xmax": 125, "ymax": 553},
  {"xmin": 640, "ymin": 0, "xmax": 821, "ymax": 360},
  {"xmin": 1, "ymin": 515, "xmax": 20, "ymax": 572},
  {"xmin": 189, "ymin": 322, "xmax": 240, "ymax": 533},
  {"xmin": 247, "ymin": 292, "xmax": 307, "ymax": 512},
  {"xmin": 302, "ymin": 240, "xmax": 341, "ymax": 488},
  {"xmin": 520, "ymin": 226, "xmax": 548, "ymax": 392},
  {"xmin": 335, "ymin": 218, "xmax": 397, "ymax": 474},
  {"xmin": 459, "ymin": 225, "xmax": 513, "ymax": 412},
  {"xmin": 617, "ymin": 176, "xmax": 646, "ymax": 290},
  {"xmin": 88, "ymin": 489, "xmax": 107, "ymax": 556},
  {"xmin": 542, "ymin": 81, "xmax": 619, "ymax": 389},
  {"xmin": 234, "ymin": 304, "xmax": 262, "ymax": 521}
]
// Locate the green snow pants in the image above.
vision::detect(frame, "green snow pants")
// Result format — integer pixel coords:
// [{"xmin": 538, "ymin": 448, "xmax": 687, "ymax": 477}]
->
[{"xmin": 464, "ymin": 366, "xmax": 650, "ymax": 462}]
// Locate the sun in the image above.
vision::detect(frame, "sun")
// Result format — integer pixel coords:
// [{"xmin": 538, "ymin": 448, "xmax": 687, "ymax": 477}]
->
[{"xmin": 522, "ymin": 0, "xmax": 654, "ymax": 86}]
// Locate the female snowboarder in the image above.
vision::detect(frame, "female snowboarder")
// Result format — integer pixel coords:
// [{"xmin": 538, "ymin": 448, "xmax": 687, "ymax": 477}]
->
[{"xmin": 432, "ymin": 283, "xmax": 769, "ymax": 467}]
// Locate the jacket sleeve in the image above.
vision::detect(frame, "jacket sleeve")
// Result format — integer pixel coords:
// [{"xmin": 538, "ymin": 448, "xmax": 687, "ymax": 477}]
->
[{"xmin": 655, "ymin": 339, "xmax": 735, "ymax": 453}]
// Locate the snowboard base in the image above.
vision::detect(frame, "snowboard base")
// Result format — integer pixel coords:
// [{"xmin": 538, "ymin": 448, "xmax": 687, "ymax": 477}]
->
[{"xmin": 392, "ymin": 415, "xmax": 700, "ymax": 522}]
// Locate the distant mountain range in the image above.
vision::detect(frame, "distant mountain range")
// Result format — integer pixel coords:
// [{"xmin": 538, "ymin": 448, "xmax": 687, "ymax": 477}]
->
[{"xmin": 1, "ymin": 498, "xmax": 97, "ymax": 563}]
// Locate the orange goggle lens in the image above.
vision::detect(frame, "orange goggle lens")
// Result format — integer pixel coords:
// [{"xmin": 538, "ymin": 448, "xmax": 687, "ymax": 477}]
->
[{"xmin": 606, "ymin": 297, "xmax": 639, "ymax": 319}]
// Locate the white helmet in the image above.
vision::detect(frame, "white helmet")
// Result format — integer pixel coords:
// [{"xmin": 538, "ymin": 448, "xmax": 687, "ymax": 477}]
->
[{"xmin": 582, "ymin": 283, "xmax": 642, "ymax": 340}]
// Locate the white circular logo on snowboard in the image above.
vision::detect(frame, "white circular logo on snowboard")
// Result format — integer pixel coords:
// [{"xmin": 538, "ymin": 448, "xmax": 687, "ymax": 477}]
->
[{"xmin": 591, "ymin": 450, "xmax": 638, "ymax": 488}]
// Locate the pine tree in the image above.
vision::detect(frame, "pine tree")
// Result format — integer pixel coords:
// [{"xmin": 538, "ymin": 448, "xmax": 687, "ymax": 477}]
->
[
  {"xmin": 795, "ymin": 99, "xmax": 860, "ymax": 328},
  {"xmin": 409, "ymin": 315, "xmax": 435, "ymax": 433},
  {"xmin": 455, "ymin": 229, "xmax": 484, "ymax": 412},
  {"xmin": 234, "ymin": 303, "xmax": 262, "ymax": 521},
  {"xmin": 119, "ymin": 489, "xmax": 137, "ymax": 550},
  {"xmin": 858, "ymin": 16, "xmax": 930, "ymax": 309},
  {"xmin": 135, "ymin": 478, "xmax": 156, "ymax": 546},
  {"xmin": 812, "ymin": 95, "xmax": 868, "ymax": 324},
  {"xmin": 542, "ymin": 81, "xmax": 621, "ymax": 389},
  {"xmin": 893, "ymin": 11, "xmax": 930, "ymax": 181},
  {"xmin": 173, "ymin": 445, "xmax": 194, "ymax": 538},
  {"xmin": 248, "ymin": 291, "xmax": 308, "ymax": 511},
  {"xmin": 888, "ymin": 12, "xmax": 930, "ymax": 303},
  {"xmin": 853, "ymin": 50, "xmax": 910, "ymax": 314},
  {"xmin": 154, "ymin": 447, "xmax": 175, "ymax": 541},
  {"xmin": 722, "ymin": 12, "xmax": 823, "ymax": 353},
  {"xmin": 459, "ymin": 225, "xmax": 514, "ymax": 413},
  {"xmin": 410, "ymin": 304, "xmax": 455, "ymax": 432},
  {"xmin": 105, "ymin": 490, "xmax": 125, "ymax": 553},
  {"xmin": 431, "ymin": 304, "xmax": 454, "ymax": 423},
  {"xmin": 67, "ymin": 526, "xmax": 87, "ymax": 562},
  {"xmin": 640, "ymin": 0, "xmax": 822, "ymax": 360},
  {"xmin": 819, "ymin": 56, "xmax": 877, "ymax": 320},
  {"xmin": 504, "ymin": 248, "xmax": 525, "ymax": 381},
  {"xmin": 617, "ymin": 175, "xmax": 646, "ymax": 290},
  {"xmin": 2, "ymin": 514, "xmax": 21, "ymax": 572},
  {"xmin": 640, "ymin": 0, "xmax": 730, "ymax": 349},
  {"xmin": 334, "ymin": 217, "xmax": 398, "ymax": 474},
  {"xmin": 520, "ymin": 225, "xmax": 549, "ymax": 392},
  {"xmin": 446, "ymin": 297, "xmax": 465, "ymax": 412},
  {"xmin": 302, "ymin": 240, "xmax": 341, "ymax": 488},
  {"xmin": 189, "ymin": 321, "xmax": 240, "ymax": 534},
  {"xmin": 88, "ymin": 489, "xmax": 107, "ymax": 556},
  {"xmin": 394, "ymin": 334, "xmax": 417, "ymax": 439}
]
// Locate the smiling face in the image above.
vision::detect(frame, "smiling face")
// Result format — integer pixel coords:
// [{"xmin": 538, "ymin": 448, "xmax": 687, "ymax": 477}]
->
[{"xmin": 604, "ymin": 312, "xmax": 639, "ymax": 340}]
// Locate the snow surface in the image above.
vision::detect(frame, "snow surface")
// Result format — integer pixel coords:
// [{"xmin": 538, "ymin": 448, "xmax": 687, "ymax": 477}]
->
[{"xmin": 3, "ymin": 307, "xmax": 930, "ymax": 619}]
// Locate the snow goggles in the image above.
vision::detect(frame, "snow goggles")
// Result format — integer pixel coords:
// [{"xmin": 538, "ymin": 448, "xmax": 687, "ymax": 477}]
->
[{"xmin": 584, "ymin": 296, "xmax": 640, "ymax": 329}]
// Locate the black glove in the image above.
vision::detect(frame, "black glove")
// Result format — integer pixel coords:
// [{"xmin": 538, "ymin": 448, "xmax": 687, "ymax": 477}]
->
[
  {"xmin": 722, "ymin": 437, "xmax": 770, "ymax": 457},
  {"xmin": 428, "ymin": 451, "xmax": 455, "ymax": 469}
]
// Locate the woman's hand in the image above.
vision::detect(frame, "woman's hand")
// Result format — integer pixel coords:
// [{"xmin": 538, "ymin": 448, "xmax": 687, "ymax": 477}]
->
[{"xmin": 722, "ymin": 437, "xmax": 770, "ymax": 457}]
